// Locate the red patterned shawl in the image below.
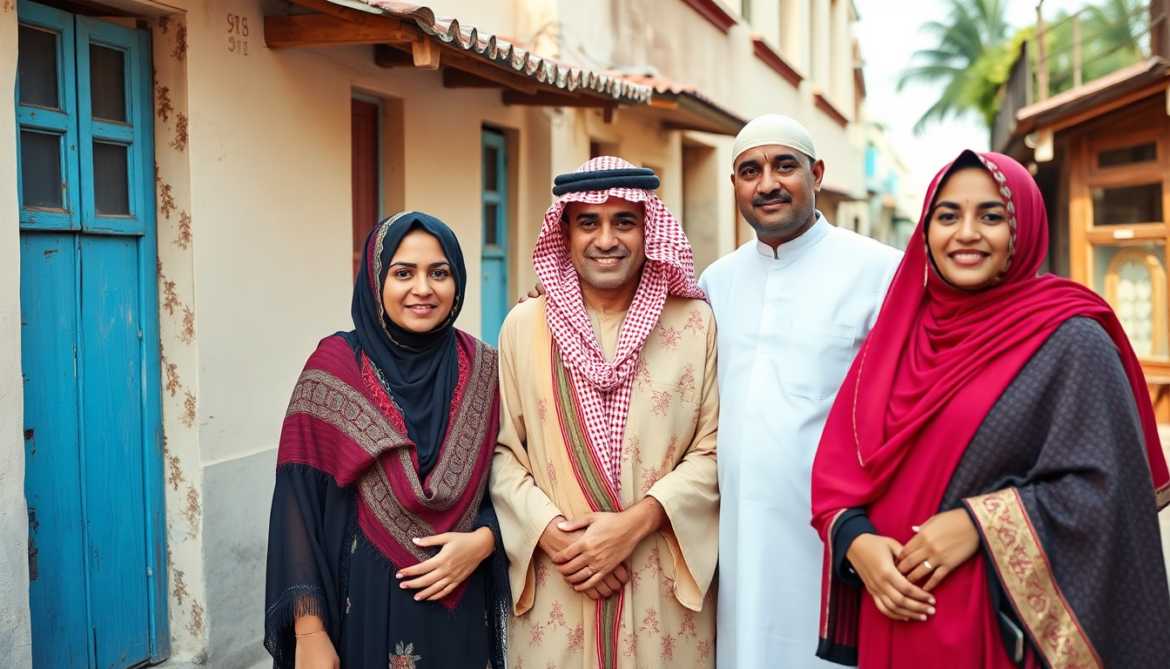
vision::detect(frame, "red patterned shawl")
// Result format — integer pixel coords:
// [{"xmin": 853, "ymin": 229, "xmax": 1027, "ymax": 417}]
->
[{"xmin": 277, "ymin": 331, "xmax": 499, "ymax": 609}]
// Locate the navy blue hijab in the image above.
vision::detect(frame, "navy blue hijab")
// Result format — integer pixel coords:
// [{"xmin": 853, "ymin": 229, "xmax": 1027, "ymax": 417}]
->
[{"xmin": 351, "ymin": 212, "xmax": 466, "ymax": 479}]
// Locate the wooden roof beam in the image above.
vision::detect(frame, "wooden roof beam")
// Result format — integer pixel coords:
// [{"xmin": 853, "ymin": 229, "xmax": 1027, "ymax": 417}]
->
[
  {"xmin": 502, "ymin": 90, "xmax": 614, "ymax": 108},
  {"xmin": 443, "ymin": 68, "xmax": 505, "ymax": 89},
  {"xmin": 441, "ymin": 50, "xmax": 539, "ymax": 94},
  {"xmin": 265, "ymin": 13, "xmax": 414, "ymax": 49}
]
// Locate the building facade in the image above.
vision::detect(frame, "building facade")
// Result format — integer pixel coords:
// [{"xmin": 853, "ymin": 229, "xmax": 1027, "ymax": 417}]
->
[
  {"xmin": 862, "ymin": 120, "xmax": 917, "ymax": 250},
  {"xmin": 0, "ymin": 1, "xmax": 869, "ymax": 667}
]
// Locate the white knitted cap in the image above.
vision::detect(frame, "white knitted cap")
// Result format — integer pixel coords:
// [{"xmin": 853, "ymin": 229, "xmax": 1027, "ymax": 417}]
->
[{"xmin": 732, "ymin": 114, "xmax": 817, "ymax": 165}]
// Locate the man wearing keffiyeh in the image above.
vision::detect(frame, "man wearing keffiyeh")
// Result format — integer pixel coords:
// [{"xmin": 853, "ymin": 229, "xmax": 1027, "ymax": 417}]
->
[{"xmin": 490, "ymin": 157, "xmax": 720, "ymax": 669}]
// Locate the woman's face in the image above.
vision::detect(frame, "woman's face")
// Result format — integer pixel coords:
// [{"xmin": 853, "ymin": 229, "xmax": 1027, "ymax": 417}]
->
[
  {"xmin": 382, "ymin": 229, "xmax": 457, "ymax": 333},
  {"xmin": 927, "ymin": 167, "xmax": 1013, "ymax": 291}
]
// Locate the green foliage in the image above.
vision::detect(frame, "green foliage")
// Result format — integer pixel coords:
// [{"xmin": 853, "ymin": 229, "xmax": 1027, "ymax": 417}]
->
[
  {"xmin": 1045, "ymin": 0, "xmax": 1147, "ymax": 95},
  {"xmin": 898, "ymin": 0, "xmax": 1011, "ymax": 133},
  {"xmin": 899, "ymin": 0, "xmax": 1149, "ymax": 132},
  {"xmin": 962, "ymin": 27, "xmax": 1035, "ymax": 129}
]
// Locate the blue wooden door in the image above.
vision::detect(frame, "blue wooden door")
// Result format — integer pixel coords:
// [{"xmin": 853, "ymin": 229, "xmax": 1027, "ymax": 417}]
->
[
  {"xmin": 481, "ymin": 130, "xmax": 508, "ymax": 345},
  {"xmin": 17, "ymin": 2, "xmax": 168, "ymax": 667}
]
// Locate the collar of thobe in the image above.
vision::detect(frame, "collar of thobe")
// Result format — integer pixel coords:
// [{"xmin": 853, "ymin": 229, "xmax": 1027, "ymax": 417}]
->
[{"xmin": 755, "ymin": 210, "xmax": 830, "ymax": 266}]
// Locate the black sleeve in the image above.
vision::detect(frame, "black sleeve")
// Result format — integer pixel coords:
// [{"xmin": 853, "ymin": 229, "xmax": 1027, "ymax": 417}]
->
[
  {"xmin": 474, "ymin": 483, "xmax": 510, "ymax": 669},
  {"xmin": 263, "ymin": 466, "xmax": 351, "ymax": 669},
  {"xmin": 830, "ymin": 507, "xmax": 876, "ymax": 587}
]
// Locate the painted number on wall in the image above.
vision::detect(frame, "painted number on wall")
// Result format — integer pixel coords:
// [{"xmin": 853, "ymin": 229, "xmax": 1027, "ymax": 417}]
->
[{"xmin": 227, "ymin": 14, "xmax": 249, "ymax": 55}]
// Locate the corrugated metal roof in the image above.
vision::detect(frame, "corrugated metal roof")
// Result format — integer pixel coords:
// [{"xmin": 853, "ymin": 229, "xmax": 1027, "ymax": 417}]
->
[{"xmin": 339, "ymin": 0, "xmax": 654, "ymax": 104}]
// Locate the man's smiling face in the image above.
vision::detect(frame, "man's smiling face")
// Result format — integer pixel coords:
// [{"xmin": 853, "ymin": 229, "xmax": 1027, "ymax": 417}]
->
[
  {"xmin": 732, "ymin": 145, "xmax": 824, "ymax": 242},
  {"xmin": 564, "ymin": 198, "xmax": 647, "ymax": 293}
]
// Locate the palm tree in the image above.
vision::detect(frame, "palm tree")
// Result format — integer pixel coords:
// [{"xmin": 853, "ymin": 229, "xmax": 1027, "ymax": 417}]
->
[
  {"xmin": 898, "ymin": 0, "xmax": 1011, "ymax": 133},
  {"xmin": 1047, "ymin": 0, "xmax": 1148, "ymax": 95}
]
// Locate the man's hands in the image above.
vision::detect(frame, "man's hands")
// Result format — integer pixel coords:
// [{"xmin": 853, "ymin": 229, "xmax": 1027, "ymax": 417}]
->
[
  {"xmin": 538, "ymin": 516, "xmax": 617, "ymax": 598},
  {"xmin": 846, "ymin": 534, "xmax": 936, "ymax": 622},
  {"xmin": 396, "ymin": 527, "xmax": 495, "ymax": 601},
  {"xmin": 554, "ymin": 498, "xmax": 665, "ymax": 597},
  {"xmin": 538, "ymin": 498, "xmax": 665, "ymax": 600},
  {"xmin": 896, "ymin": 508, "xmax": 980, "ymax": 591}
]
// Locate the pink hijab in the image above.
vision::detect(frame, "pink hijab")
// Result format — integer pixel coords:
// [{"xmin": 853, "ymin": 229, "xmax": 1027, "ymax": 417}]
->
[{"xmin": 811, "ymin": 149, "xmax": 1169, "ymax": 667}]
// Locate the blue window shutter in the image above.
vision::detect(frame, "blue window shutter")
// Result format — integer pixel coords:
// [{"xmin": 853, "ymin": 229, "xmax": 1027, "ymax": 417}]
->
[{"xmin": 16, "ymin": 0, "xmax": 80, "ymax": 231}]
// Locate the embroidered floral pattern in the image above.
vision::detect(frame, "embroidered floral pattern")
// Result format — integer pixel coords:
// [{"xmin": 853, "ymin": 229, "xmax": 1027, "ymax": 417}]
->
[
  {"xmin": 537, "ymin": 399, "xmax": 548, "ymax": 423},
  {"xmin": 677, "ymin": 364, "xmax": 696, "ymax": 396},
  {"xmin": 658, "ymin": 327, "xmax": 682, "ymax": 351},
  {"xmin": 644, "ymin": 545, "xmax": 662, "ymax": 575},
  {"xmin": 641, "ymin": 466, "xmax": 660, "ymax": 495},
  {"xmin": 548, "ymin": 600, "xmax": 566, "ymax": 628},
  {"xmin": 683, "ymin": 309, "xmax": 705, "ymax": 336},
  {"xmin": 662, "ymin": 574, "xmax": 676, "ymax": 596},
  {"xmin": 698, "ymin": 639, "xmax": 714, "ymax": 661},
  {"xmin": 679, "ymin": 610, "xmax": 697, "ymax": 640},
  {"xmin": 639, "ymin": 607, "xmax": 660, "ymax": 635},
  {"xmin": 634, "ymin": 357, "xmax": 652, "ymax": 390},
  {"xmin": 628, "ymin": 566, "xmax": 642, "ymax": 593},
  {"xmin": 390, "ymin": 641, "xmax": 421, "ymax": 669},
  {"xmin": 967, "ymin": 488, "xmax": 1102, "ymax": 669},
  {"xmin": 530, "ymin": 621, "xmax": 546, "ymax": 648},
  {"xmin": 651, "ymin": 390, "xmax": 672, "ymax": 417},
  {"xmin": 626, "ymin": 435, "xmax": 643, "ymax": 465},
  {"xmin": 535, "ymin": 559, "xmax": 549, "ymax": 588},
  {"xmin": 661, "ymin": 634, "xmax": 676, "ymax": 660},
  {"xmin": 566, "ymin": 623, "xmax": 584, "ymax": 651},
  {"xmin": 662, "ymin": 437, "xmax": 678, "ymax": 469},
  {"xmin": 622, "ymin": 631, "xmax": 638, "ymax": 658}
]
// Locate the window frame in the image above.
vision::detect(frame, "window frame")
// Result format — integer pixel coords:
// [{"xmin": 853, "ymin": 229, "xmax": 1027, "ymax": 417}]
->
[
  {"xmin": 15, "ymin": 2, "xmax": 81, "ymax": 231},
  {"xmin": 1072, "ymin": 124, "xmax": 1170, "ymax": 368}
]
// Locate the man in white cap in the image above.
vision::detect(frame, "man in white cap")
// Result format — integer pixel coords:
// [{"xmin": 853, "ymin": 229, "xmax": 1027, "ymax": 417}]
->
[{"xmin": 698, "ymin": 115, "xmax": 901, "ymax": 667}]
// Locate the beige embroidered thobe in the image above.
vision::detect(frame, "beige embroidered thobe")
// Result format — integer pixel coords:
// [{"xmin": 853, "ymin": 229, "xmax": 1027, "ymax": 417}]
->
[{"xmin": 490, "ymin": 295, "xmax": 720, "ymax": 669}]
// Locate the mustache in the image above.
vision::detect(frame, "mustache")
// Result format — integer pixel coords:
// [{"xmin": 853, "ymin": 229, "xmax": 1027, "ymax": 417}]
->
[{"xmin": 753, "ymin": 190, "xmax": 792, "ymax": 206}]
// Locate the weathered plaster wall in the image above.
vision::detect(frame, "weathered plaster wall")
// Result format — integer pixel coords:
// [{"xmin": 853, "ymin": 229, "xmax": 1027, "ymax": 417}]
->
[
  {"xmin": 157, "ymin": 0, "xmax": 556, "ymax": 661},
  {"xmin": 203, "ymin": 449, "xmax": 278, "ymax": 669},
  {"xmin": 0, "ymin": 3, "xmax": 35, "ymax": 664}
]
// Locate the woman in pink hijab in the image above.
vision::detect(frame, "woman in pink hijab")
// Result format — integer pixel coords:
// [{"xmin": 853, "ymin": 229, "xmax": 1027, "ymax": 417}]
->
[{"xmin": 811, "ymin": 150, "xmax": 1170, "ymax": 669}]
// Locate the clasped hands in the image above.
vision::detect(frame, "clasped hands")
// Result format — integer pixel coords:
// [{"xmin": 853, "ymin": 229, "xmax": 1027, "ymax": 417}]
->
[
  {"xmin": 538, "ymin": 498, "xmax": 665, "ymax": 601},
  {"xmin": 845, "ymin": 508, "xmax": 980, "ymax": 623}
]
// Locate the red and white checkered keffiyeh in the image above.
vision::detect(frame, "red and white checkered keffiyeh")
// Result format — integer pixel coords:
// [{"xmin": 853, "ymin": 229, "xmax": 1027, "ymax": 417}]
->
[{"xmin": 534, "ymin": 156, "xmax": 706, "ymax": 490}]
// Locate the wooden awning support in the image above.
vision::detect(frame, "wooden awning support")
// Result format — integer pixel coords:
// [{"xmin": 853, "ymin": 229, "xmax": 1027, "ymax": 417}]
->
[
  {"xmin": 264, "ymin": 0, "xmax": 643, "ymax": 106},
  {"xmin": 502, "ymin": 91, "xmax": 615, "ymax": 108},
  {"xmin": 264, "ymin": 14, "xmax": 414, "ymax": 49}
]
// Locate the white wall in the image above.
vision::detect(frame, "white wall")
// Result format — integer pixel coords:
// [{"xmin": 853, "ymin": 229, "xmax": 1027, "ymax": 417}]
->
[{"xmin": 0, "ymin": 4, "xmax": 34, "ymax": 664}]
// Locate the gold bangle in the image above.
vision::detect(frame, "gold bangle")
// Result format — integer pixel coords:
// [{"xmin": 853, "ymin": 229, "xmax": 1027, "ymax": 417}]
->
[{"xmin": 295, "ymin": 630, "xmax": 325, "ymax": 639}]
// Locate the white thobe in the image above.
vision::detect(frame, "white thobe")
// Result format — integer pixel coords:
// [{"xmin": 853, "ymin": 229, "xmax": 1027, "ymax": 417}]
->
[{"xmin": 698, "ymin": 214, "xmax": 902, "ymax": 668}]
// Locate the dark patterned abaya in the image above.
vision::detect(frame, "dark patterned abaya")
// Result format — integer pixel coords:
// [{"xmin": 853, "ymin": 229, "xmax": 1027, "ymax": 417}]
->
[{"xmin": 264, "ymin": 212, "xmax": 509, "ymax": 669}]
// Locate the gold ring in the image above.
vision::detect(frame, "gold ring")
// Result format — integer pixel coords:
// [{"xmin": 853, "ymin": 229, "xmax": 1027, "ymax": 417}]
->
[
  {"xmin": 586, "ymin": 567, "xmax": 596, "ymax": 577},
  {"xmin": 923, "ymin": 560, "xmax": 933, "ymax": 572}
]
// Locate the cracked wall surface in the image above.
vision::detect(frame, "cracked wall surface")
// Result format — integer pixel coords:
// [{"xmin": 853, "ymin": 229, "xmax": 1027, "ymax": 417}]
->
[{"xmin": 0, "ymin": 4, "xmax": 33, "ymax": 663}]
